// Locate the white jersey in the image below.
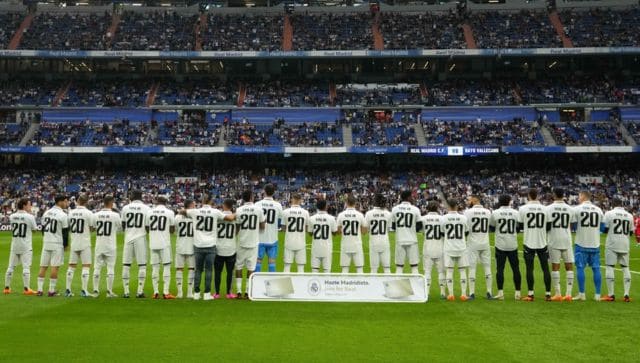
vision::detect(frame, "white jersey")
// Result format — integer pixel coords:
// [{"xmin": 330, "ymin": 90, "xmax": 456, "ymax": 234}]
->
[
  {"xmin": 93, "ymin": 209, "xmax": 122, "ymax": 256},
  {"xmin": 364, "ymin": 208, "xmax": 392, "ymax": 249},
  {"xmin": 175, "ymin": 214, "xmax": 194, "ymax": 255},
  {"xmin": 68, "ymin": 206, "xmax": 95, "ymax": 252},
  {"xmin": 236, "ymin": 202, "xmax": 266, "ymax": 248},
  {"xmin": 464, "ymin": 205, "xmax": 491, "ymax": 251},
  {"xmin": 546, "ymin": 201, "xmax": 574, "ymax": 250},
  {"xmin": 146, "ymin": 205, "xmax": 175, "ymax": 250},
  {"xmin": 518, "ymin": 201, "xmax": 547, "ymax": 249},
  {"xmin": 308, "ymin": 211, "xmax": 338, "ymax": 258},
  {"xmin": 574, "ymin": 201, "xmax": 604, "ymax": 249},
  {"xmin": 441, "ymin": 212, "xmax": 468, "ymax": 257},
  {"xmin": 391, "ymin": 202, "xmax": 421, "ymax": 245},
  {"xmin": 603, "ymin": 207, "xmax": 634, "ymax": 253},
  {"xmin": 337, "ymin": 208, "xmax": 365, "ymax": 253},
  {"xmin": 42, "ymin": 206, "xmax": 69, "ymax": 250},
  {"xmin": 9, "ymin": 211, "xmax": 38, "ymax": 254},
  {"xmin": 255, "ymin": 197, "xmax": 283, "ymax": 243},
  {"xmin": 421, "ymin": 213, "xmax": 443, "ymax": 257},
  {"xmin": 282, "ymin": 205, "xmax": 310, "ymax": 251},
  {"xmin": 121, "ymin": 200, "xmax": 151, "ymax": 243},
  {"xmin": 490, "ymin": 207, "xmax": 520, "ymax": 251},
  {"xmin": 216, "ymin": 210, "xmax": 237, "ymax": 257},
  {"xmin": 186, "ymin": 205, "xmax": 225, "ymax": 248}
]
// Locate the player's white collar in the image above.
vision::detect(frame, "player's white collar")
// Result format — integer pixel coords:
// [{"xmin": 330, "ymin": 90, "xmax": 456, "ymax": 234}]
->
[
  {"xmin": 427, "ymin": 212, "xmax": 439, "ymax": 215},
  {"xmin": 244, "ymin": 202, "xmax": 254, "ymax": 206},
  {"xmin": 553, "ymin": 200, "xmax": 565, "ymax": 204},
  {"xmin": 263, "ymin": 197, "xmax": 274, "ymax": 200},
  {"xmin": 202, "ymin": 205, "xmax": 212, "ymax": 208},
  {"xmin": 472, "ymin": 204, "xmax": 484, "ymax": 208},
  {"xmin": 317, "ymin": 210, "xmax": 327, "ymax": 214},
  {"xmin": 528, "ymin": 200, "xmax": 541, "ymax": 204},
  {"xmin": 76, "ymin": 205, "xmax": 87, "ymax": 209},
  {"xmin": 132, "ymin": 200, "xmax": 143, "ymax": 204},
  {"xmin": 401, "ymin": 201, "xmax": 411, "ymax": 204}
]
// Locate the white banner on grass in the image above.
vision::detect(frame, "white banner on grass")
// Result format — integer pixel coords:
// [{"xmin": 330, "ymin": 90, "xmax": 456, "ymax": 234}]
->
[{"xmin": 249, "ymin": 273, "xmax": 427, "ymax": 303}]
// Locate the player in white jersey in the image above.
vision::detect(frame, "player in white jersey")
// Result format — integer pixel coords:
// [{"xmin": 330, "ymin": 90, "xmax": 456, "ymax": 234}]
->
[
  {"xmin": 92, "ymin": 195, "xmax": 122, "ymax": 298},
  {"xmin": 4, "ymin": 198, "xmax": 38, "ymax": 295},
  {"xmin": 601, "ymin": 199, "xmax": 634, "ymax": 302},
  {"xmin": 441, "ymin": 198, "xmax": 469, "ymax": 301},
  {"xmin": 364, "ymin": 195, "xmax": 392, "ymax": 273},
  {"xmin": 146, "ymin": 196, "xmax": 176, "ymax": 299},
  {"xmin": 518, "ymin": 188, "xmax": 551, "ymax": 301},
  {"xmin": 120, "ymin": 190, "xmax": 151, "ymax": 298},
  {"xmin": 464, "ymin": 195, "xmax": 494, "ymax": 300},
  {"xmin": 308, "ymin": 199, "xmax": 338, "ymax": 273},
  {"xmin": 175, "ymin": 199, "xmax": 195, "ymax": 299},
  {"xmin": 215, "ymin": 199, "xmax": 238, "ymax": 299},
  {"xmin": 421, "ymin": 201, "xmax": 445, "ymax": 300},
  {"xmin": 255, "ymin": 184, "xmax": 283, "ymax": 272},
  {"xmin": 572, "ymin": 190, "xmax": 604, "ymax": 301},
  {"xmin": 282, "ymin": 194, "xmax": 310, "ymax": 273},
  {"xmin": 490, "ymin": 195, "xmax": 522, "ymax": 300},
  {"xmin": 391, "ymin": 191, "xmax": 422, "ymax": 274},
  {"xmin": 337, "ymin": 195, "xmax": 367, "ymax": 274},
  {"xmin": 234, "ymin": 190, "xmax": 266, "ymax": 298},
  {"xmin": 185, "ymin": 194, "xmax": 235, "ymax": 300},
  {"xmin": 37, "ymin": 195, "xmax": 69, "ymax": 297},
  {"xmin": 65, "ymin": 194, "xmax": 95, "ymax": 297},
  {"xmin": 545, "ymin": 188, "xmax": 576, "ymax": 302}
]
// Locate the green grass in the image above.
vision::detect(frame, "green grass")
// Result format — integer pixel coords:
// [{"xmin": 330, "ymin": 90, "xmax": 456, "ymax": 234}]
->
[{"xmin": 0, "ymin": 231, "xmax": 639, "ymax": 362}]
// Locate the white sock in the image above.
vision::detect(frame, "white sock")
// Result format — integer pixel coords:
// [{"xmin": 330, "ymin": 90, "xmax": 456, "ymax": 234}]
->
[
  {"xmin": 410, "ymin": 266, "xmax": 419, "ymax": 274},
  {"xmin": 468, "ymin": 267, "xmax": 476, "ymax": 295},
  {"xmin": 163, "ymin": 264, "xmax": 171, "ymax": 295},
  {"xmin": 5, "ymin": 268, "xmax": 12, "ymax": 288},
  {"xmin": 497, "ymin": 289, "xmax": 504, "ymax": 297},
  {"xmin": 396, "ymin": 266, "xmax": 403, "ymax": 274},
  {"xmin": 606, "ymin": 266, "xmax": 615, "ymax": 296},
  {"xmin": 93, "ymin": 271, "xmax": 101, "ymax": 292},
  {"xmin": 284, "ymin": 264, "xmax": 291, "ymax": 273},
  {"xmin": 122, "ymin": 265, "xmax": 130, "ymax": 295},
  {"xmin": 187, "ymin": 269, "xmax": 194, "ymax": 295},
  {"xmin": 107, "ymin": 272, "xmax": 114, "ymax": 293},
  {"xmin": 528, "ymin": 290, "xmax": 534, "ymax": 296},
  {"xmin": 370, "ymin": 265, "xmax": 378, "ymax": 274},
  {"xmin": 66, "ymin": 267, "xmax": 75, "ymax": 291},
  {"xmin": 356, "ymin": 267, "xmax": 363, "ymax": 274},
  {"xmin": 37, "ymin": 276, "xmax": 44, "ymax": 292},
  {"xmin": 439, "ymin": 277, "xmax": 446, "ymax": 296},
  {"xmin": 566, "ymin": 271, "xmax": 574, "ymax": 296},
  {"xmin": 176, "ymin": 270, "xmax": 183, "ymax": 295},
  {"xmin": 236, "ymin": 276, "xmax": 242, "ymax": 293},
  {"xmin": 459, "ymin": 268, "xmax": 467, "ymax": 296},
  {"xmin": 383, "ymin": 267, "xmax": 391, "ymax": 274},
  {"xmin": 446, "ymin": 268, "xmax": 454, "ymax": 296},
  {"xmin": 298, "ymin": 266, "xmax": 305, "ymax": 274},
  {"xmin": 425, "ymin": 277, "xmax": 431, "ymax": 296},
  {"xmin": 22, "ymin": 269, "xmax": 30, "ymax": 290},
  {"xmin": 552, "ymin": 270, "xmax": 561, "ymax": 295},
  {"xmin": 312, "ymin": 268, "xmax": 319, "ymax": 273},
  {"xmin": 623, "ymin": 267, "xmax": 631, "ymax": 296},
  {"xmin": 137, "ymin": 266, "xmax": 146, "ymax": 294},
  {"xmin": 342, "ymin": 267, "xmax": 349, "ymax": 274},
  {"xmin": 49, "ymin": 278, "xmax": 57, "ymax": 293},
  {"xmin": 483, "ymin": 263, "xmax": 493, "ymax": 295},
  {"xmin": 81, "ymin": 267, "xmax": 90, "ymax": 292},
  {"xmin": 152, "ymin": 264, "xmax": 160, "ymax": 294}
]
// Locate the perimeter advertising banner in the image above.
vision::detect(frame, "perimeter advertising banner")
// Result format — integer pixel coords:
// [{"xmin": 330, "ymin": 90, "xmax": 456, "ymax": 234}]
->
[{"xmin": 249, "ymin": 273, "xmax": 427, "ymax": 303}]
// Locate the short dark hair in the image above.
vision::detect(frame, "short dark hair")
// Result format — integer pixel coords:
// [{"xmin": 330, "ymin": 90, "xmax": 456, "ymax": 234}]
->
[
  {"xmin": 291, "ymin": 193, "xmax": 302, "ymax": 202},
  {"xmin": 346, "ymin": 195, "xmax": 357, "ymax": 207},
  {"xmin": 264, "ymin": 184, "xmax": 275, "ymax": 197},
  {"xmin": 223, "ymin": 198, "xmax": 235, "ymax": 210},
  {"xmin": 130, "ymin": 190, "xmax": 142, "ymax": 201},
  {"xmin": 54, "ymin": 195, "xmax": 68, "ymax": 204},
  {"xmin": 553, "ymin": 188, "xmax": 564, "ymax": 199},
  {"xmin": 242, "ymin": 190, "xmax": 253, "ymax": 202},
  {"xmin": 528, "ymin": 188, "xmax": 538, "ymax": 200},
  {"xmin": 427, "ymin": 201, "xmax": 439, "ymax": 213},
  {"xmin": 400, "ymin": 190, "xmax": 412, "ymax": 202},
  {"xmin": 202, "ymin": 194, "xmax": 213, "ymax": 205},
  {"xmin": 612, "ymin": 198, "xmax": 623, "ymax": 207},
  {"xmin": 184, "ymin": 199, "xmax": 195, "ymax": 209},
  {"xmin": 77, "ymin": 194, "xmax": 88, "ymax": 206},
  {"xmin": 580, "ymin": 190, "xmax": 592, "ymax": 200},
  {"xmin": 498, "ymin": 195, "xmax": 511, "ymax": 207},
  {"xmin": 447, "ymin": 198, "xmax": 458, "ymax": 210},
  {"xmin": 156, "ymin": 196, "xmax": 167, "ymax": 205},
  {"xmin": 17, "ymin": 198, "xmax": 30, "ymax": 210},
  {"xmin": 103, "ymin": 195, "xmax": 114, "ymax": 206},
  {"xmin": 374, "ymin": 194, "xmax": 386, "ymax": 208},
  {"xmin": 316, "ymin": 199, "xmax": 327, "ymax": 211}
]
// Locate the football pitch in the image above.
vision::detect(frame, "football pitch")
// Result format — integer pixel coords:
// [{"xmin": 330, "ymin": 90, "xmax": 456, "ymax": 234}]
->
[{"xmin": 0, "ymin": 231, "xmax": 638, "ymax": 362}]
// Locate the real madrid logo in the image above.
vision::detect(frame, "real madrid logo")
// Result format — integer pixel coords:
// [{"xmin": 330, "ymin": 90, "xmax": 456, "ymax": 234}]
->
[{"xmin": 307, "ymin": 279, "xmax": 321, "ymax": 296}]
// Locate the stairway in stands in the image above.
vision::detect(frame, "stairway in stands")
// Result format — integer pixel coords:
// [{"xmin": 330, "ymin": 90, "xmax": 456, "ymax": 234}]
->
[
  {"xmin": 52, "ymin": 81, "xmax": 72, "ymax": 107},
  {"xmin": 283, "ymin": 14, "xmax": 293, "ymax": 51},
  {"xmin": 342, "ymin": 124, "xmax": 353, "ymax": 147},
  {"xmin": 106, "ymin": 12, "xmax": 121, "ymax": 49},
  {"xmin": 237, "ymin": 82, "xmax": 246, "ymax": 107},
  {"xmin": 413, "ymin": 123, "xmax": 427, "ymax": 146},
  {"xmin": 461, "ymin": 23, "xmax": 477, "ymax": 49},
  {"xmin": 195, "ymin": 13, "xmax": 207, "ymax": 51},
  {"xmin": 372, "ymin": 13, "xmax": 384, "ymax": 51},
  {"xmin": 539, "ymin": 124, "xmax": 558, "ymax": 146},
  {"xmin": 145, "ymin": 82, "xmax": 159, "ymax": 107},
  {"xmin": 8, "ymin": 13, "xmax": 34, "ymax": 49},
  {"xmin": 19, "ymin": 122, "xmax": 40, "ymax": 146},
  {"xmin": 618, "ymin": 123, "xmax": 638, "ymax": 146},
  {"xmin": 329, "ymin": 82, "xmax": 337, "ymax": 106},
  {"xmin": 548, "ymin": 10, "xmax": 573, "ymax": 48}
]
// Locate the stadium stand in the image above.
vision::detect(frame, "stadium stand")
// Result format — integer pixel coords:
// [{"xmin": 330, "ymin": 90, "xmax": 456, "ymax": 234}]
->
[
  {"xmin": 560, "ymin": 7, "xmax": 640, "ymax": 47},
  {"xmin": 112, "ymin": 11, "xmax": 198, "ymax": 51},
  {"xmin": 202, "ymin": 14, "xmax": 282, "ymax": 51},
  {"xmin": 19, "ymin": 12, "xmax": 111, "ymax": 50},
  {"xmin": 469, "ymin": 10, "xmax": 562, "ymax": 49},
  {"xmin": 290, "ymin": 13, "xmax": 373, "ymax": 50},
  {"xmin": 0, "ymin": 13, "xmax": 22, "ymax": 49},
  {"xmin": 379, "ymin": 12, "xmax": 465, "ymax": 50}
]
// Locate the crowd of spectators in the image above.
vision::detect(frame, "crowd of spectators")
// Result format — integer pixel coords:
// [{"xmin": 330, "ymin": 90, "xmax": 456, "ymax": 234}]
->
[
  {"xmin": 0, "ymin": 121, "xmax": 28, "ymax": 145},
  {"xmin": 421, "ymin": 119, "xmax": 544, "ymax": 146},
  {"xmin": 156, "ymin": 112, "xmax": 220, "ymax": 146},
  {"xmin": 560, "ymin": 7, "xmax": 640, "ymax": 47},
  {"xmin": 202, "ymin": 14, "xmax": 282, "ymax": 51},
  {"xmin": 548, "ymin": 121, "xmax": 626, "ymax": 146},
  {"xmin": 336, "ymin": 84, "xmax": 423, "ymax": 106},
  {"xmin": 470, "ymin": 10, "xmax": 562, "ymax": 49},
  {"xmin": 62, "ymin": 80, "xmax": 151, "ymax": 107},
  {"xmin": 19, "ymin": 12, "xmax": 111, "ymax": 50},
  {"xmin": 0, "ymin": 13, "xmax": 22, "ymax": 49},
  {"xmin": 244, "ymin": 81, "xmax": 330, "ymax": 107},
  {"xmin": 379, "ymin": 12, "xmax": 465, "ymax": 49},
  {"xmin": 625, "ymin": 121, "xmax": 640, "ymax": 144},
  {"xmin": 113, "ymin": 11, "xmax": 197, "ymax": 51},
  {"xmin": 154, "ymin": 80, "xmax": 236, "ymax": 106},
  {"xmin": 274, "ymin": 122, "xmax": 342, "ymax": 147},
  {"xmin": 352, "ymin": 120, "xmax": 418, "ymax": 147},
  {"xmin": 291, "ymin": 13, "xmax": 373, "ymax": 50},
  {"xmin": 0, "ymin": 80, "xmax": 57, "ymax": 106},
  {"xmin": 29, "ymin": 119, "xmax": 149, "ymax": 146}
]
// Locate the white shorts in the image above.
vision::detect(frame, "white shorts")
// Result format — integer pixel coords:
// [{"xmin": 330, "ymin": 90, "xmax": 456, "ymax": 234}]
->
[
  {"xmin": 605, "ymin": 249, "xmax": 629, "ymax": 267},
  {"xmin": 175, "ymin": 253, "xmax": 195, "ymax": 269},
  {"xmin": 444, "ymin": 253, "xmax": 469, "ymax": 268},
  {"xmin": 468, "ymin": 248, "xmax": 492, "ymax": 267},
  {"xmin": 94, "ymin": 253, "xmax": 116, "ymax": 270},
  {"xmin": 311, "ymin": 255, "xmax": 332, "ymax": 271},
  {"xmin": 123, "ymin": 236, "xmax": 147, "ymax": 265},
  {"xmin": 369, "ymin": 248, "xmax": 391, "ymax": 269},
  {"xmin": 40, "ymin": 247, "xmax": 64, "ymax": 267},
  {"xmin": 150, "ymin": 247, "xmax": 172, "ymax": 265},
  {"xmin": 8, "ymin": 250, "xmax": 32, "ymax": 269},
  {"xmin": 284, "ymin": 248, "xmax": 306, "ymax": 265},
  {"xmin": 340, "ymin": 248, "xmax": 364, "ymax": 268},
  {"xmin": 549, "ymin": 247, "xmax": 575, "ymax": 264},
  {"xmin": 236, "ymin": 246, "xmax": 258, "ymax": 271},
  {"xmin": 423, "ymin": 256, "xmax": 445, "ymax": 274},
  {"xmin": 395, "ymin": 243, "xmax": 419, "ymax": 266},
  {"xmin": 69, "ymin": 248, "xmax": 92, "ymax": 265}
]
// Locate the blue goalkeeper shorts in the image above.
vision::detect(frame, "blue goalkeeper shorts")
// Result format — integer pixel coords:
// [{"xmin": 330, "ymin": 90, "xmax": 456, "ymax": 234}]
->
[
  {"xmin": 258, "ymin": 242, "xmax": 278, "ymax": 260},
  {"xmin": 574, "ymin": 245, "xmax": 600, "ymax": 269}
]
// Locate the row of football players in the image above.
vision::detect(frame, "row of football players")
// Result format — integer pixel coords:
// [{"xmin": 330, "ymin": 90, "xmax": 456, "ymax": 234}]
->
[{"xmin": 4, "ymin": 185, "xmax": 635, "ymax": 302}]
